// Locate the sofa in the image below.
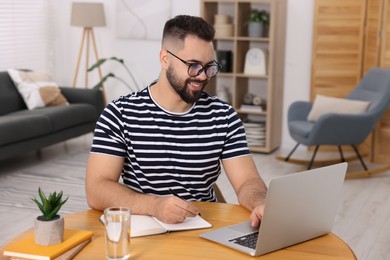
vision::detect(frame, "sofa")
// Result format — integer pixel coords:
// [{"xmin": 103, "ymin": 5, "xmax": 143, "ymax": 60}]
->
[{"xmin": 0, "ymin": 71, "xmax": 105, "ymax": 160}]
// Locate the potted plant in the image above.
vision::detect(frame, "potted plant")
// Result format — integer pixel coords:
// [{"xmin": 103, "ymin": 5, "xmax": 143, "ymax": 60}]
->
[
  {"xmin": 88, "ymin": 56, "xmax": 140, "ymax": 93},
  {"xmin": 31, "ymin": 188, "xmax": 68, "ymax": 246},
  {"xmin": 246, "ymin": 9, "xmax": 270, "ymax": 37}
]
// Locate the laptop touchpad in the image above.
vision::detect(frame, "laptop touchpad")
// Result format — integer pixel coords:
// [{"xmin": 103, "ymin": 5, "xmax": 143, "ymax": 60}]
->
[{"xmin": 228, "ymin": 221, "xmax": 258, "ymax": 234}]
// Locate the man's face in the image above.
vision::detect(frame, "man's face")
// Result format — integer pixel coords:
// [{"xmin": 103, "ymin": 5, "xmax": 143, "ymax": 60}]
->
[
  {"xmin": 165, "ymin": 36, "xmax": 215, "ymax": 104},
  {"xmin": 166, "ymin": 65, "xmax": 208, "ymax": 104}
]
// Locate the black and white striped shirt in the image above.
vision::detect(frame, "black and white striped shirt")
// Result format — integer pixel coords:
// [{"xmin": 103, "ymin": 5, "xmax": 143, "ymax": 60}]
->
[{"xmin": 91, "ymin": 84, "xmax": 250, "ymax": 201}]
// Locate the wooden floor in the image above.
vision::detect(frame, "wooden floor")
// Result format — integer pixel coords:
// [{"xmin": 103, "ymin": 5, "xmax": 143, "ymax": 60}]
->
[{"xmin": 0, "ymin": 134, "xmax": 389, "ymax": 259}]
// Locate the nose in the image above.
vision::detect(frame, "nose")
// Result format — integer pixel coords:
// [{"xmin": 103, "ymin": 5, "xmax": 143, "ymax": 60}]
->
[{"xmin": 195, "ymin": 68, "xmax": 208, "ymax": 80}]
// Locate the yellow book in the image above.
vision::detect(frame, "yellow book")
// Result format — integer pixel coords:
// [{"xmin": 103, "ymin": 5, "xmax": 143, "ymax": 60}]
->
[{"xmin": 3, "ymin": 229, "xmax": 93, "ymax": 260}]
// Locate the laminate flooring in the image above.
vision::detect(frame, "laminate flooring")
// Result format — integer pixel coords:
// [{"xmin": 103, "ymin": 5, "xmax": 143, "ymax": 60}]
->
[{"xmin": 0, "ymin": 133, "xmax": 389, "ymax": 259}]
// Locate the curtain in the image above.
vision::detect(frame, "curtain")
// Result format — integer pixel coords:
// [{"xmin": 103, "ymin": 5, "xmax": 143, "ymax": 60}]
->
[{"xmin": 0, "ymin": 0, "xmax": 54, "ymax": 73}]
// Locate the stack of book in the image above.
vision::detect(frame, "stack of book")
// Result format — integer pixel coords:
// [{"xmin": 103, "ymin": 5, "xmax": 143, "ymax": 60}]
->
[
  {"xmin": 3, "ymin": 229, "xmax": 93, "ymax": 260},
  {"xmin": 239, "ymin": 104, "xmax": 266, "ymax": 113},
  {"xmin": 244, "ymin": 121, "xmax": 266, "ymax": 147}
]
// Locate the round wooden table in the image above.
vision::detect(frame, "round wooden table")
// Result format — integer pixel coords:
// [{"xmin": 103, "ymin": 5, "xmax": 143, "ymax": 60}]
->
[{"xmin": 0, "ymin": 202, "xmax": 356, "ymax": 259}]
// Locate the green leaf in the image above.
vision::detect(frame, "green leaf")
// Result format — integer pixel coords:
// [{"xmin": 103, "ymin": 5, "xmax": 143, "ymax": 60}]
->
[
  {"xmin": 109, "ymin": 56, "xmax": 124, "ymax": 64},
  {"xmin": 48, "ymin": 192, "xmax": 55, "ymax": 203},
  {"xmin": 88, "ymin": 58, "xmax": 108, "ymax": 71},
  {"xmin": 38, "ymin": 187, "xmax": 47, "ymax": 204},
  {"xmin": 46, "ymin": 197, "xmax": 68, "ymax": 220},
  {"xmin": 54, "ymin": 191, "xmax": 63, "ymax": 205},
  {"xmin": 42, "ymin": 198, "xmax": 52, "ymax": 217},
  {"xmin": 31, "ymin": 197, "xmax": 45, "ymax": 214},
  {"xmin": 92, "ymin": 73, "xmax": 115, "ymax": 90}
]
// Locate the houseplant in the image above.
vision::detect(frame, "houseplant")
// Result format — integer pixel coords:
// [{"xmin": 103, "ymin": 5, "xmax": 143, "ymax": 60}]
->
[
  {"xmin": 88, "ymin": 56, "xmax": 140, "ymax": 93},
  {"xmin": 246, "ymin": 9, "xmax": 270, "ymax": 37},
  {"xmin": 31, "ymin": 187, "xmax": 68, "ymax": 246}
]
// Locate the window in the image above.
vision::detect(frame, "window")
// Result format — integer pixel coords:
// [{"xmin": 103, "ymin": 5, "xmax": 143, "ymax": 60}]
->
[{"xmin": 0, "ymin": 0, "xmax": 54, "ymax": 73}]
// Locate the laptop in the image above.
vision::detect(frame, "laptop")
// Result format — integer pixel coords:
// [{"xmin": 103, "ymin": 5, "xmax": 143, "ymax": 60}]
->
[{"xmin": 200, "ymin": 162, "xmax": 347, "ymax": 256}]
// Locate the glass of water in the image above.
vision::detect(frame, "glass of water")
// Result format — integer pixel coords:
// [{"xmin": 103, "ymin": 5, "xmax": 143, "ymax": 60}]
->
[{"xmin": 104, "ymin": 207, "xmax": 131, "ymax": 260}]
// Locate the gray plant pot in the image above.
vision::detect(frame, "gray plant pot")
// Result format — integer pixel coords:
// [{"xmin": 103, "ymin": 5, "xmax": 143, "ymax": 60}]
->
[
  {"xmin": 34, "ymin": 215, "xmax": 64, "ymax": 246},
  {"xmin": 248, "ymin": 22, "xmax": 264, "ymax": 37}
]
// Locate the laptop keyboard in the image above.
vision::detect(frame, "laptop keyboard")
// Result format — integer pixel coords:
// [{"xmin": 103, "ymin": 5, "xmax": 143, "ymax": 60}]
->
[{"xmin": 228, "ymin": 231, "xmax": 259, "ymax": 249}]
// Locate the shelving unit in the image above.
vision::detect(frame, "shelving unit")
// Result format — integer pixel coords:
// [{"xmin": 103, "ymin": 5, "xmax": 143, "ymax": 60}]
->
[{"xmin": 201, "ymin": 0, "xmax": 287, "ymax": 153}]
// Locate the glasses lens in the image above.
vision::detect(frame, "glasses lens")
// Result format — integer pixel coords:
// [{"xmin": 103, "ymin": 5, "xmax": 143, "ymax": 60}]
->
[
  {"xmin": 187, "ymin": 63, "xmax": 221, "ymax": 78},
  {"xmin": 188, "ymin": 63, "xmax": 203, "ymax": 77},
  {"xmin": 205, "ymin": 65, "xmax": 220, "ymax": 78}
]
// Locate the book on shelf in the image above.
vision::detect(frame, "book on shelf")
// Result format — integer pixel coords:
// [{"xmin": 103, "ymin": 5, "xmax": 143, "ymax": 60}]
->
[
  {"xmin": 248, "ymin": 141, "xmax": 265, "ymax": 147},
  {"xmin": 239, "ymin": 104, "xmax": 265, "ymax": 113},
  {"xmin": 246, "ymin": 134, "xmax": 265, "ymax": 140},
  {"xmin": 244, "ymin": 125, "xmax": 265, "ymax": 131},
  {"xmin": 244, "ymin": 123, "xmax": 266, "ymax": 133},
  {"xmin": 245, "ymin": 120, "xmax": 266, "ymax": 147},
  {"xmin": 99, "ymin": 214, "xmax": 212, "ymax": 238},
  {"xmin": 3, "ymin": 229, "xmax": 93, "ymax": 260},
  {"xmin": 246, "ymin": 114, "xmax": 266, "ymax": 123}
]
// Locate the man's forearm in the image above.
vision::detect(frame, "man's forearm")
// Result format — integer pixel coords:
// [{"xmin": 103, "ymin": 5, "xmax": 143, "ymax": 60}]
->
[
  {"xmin": 86, "ymin": 179, "xmax": 158, "ymax": 215},
  {"xmin": 86, "ymin": 179, "xmax": 200, "ymax": 224},
  {"xmin": 237, "ymin": 177, "xmax": 267, "ymax": 211}
]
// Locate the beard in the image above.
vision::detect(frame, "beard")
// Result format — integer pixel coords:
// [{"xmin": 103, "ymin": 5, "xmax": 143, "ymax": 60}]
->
[{"xmin": 166, "ymin": 65, "xmax": 208, "ymax": 104}]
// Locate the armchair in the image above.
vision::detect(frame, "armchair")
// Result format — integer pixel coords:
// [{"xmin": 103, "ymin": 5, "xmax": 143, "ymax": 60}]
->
[{"xmin": 284, "ymin": 68, "xmax": 390, "ymax": 173}]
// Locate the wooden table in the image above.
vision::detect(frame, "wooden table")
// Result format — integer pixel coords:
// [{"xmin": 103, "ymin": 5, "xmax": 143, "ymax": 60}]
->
[{"xmin": 1, "ymin": 202, "xmax": 356, "ymax": 259}]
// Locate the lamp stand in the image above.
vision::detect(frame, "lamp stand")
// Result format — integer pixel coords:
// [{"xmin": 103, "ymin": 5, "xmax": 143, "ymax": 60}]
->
[{"xmin": 72, "ymin": 27, "xmax": 107, "ymax": 103}]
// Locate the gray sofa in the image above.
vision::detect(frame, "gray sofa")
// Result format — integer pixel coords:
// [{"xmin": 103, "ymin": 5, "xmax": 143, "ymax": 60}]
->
[{"xmin": 0, "ymin": 71, "xmax": 104, "ymax": 160}]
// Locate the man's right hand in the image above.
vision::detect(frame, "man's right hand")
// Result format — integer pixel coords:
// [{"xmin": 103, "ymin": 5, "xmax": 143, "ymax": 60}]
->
[{"xmin": 153, "ymin": 196, "xmax": 200, "ymax": 223}]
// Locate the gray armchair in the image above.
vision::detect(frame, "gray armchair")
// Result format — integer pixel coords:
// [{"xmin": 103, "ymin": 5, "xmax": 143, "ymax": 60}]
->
[{"xmin": 285, "ymin": 68, "xmax": 390, "ymax": 170}]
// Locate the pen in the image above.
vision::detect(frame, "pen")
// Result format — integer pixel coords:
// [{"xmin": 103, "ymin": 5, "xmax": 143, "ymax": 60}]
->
[
  {"xmin": 169, "ymin": 188, "xmax": 183, "ymax": 199},
  {"xmin": 169, "ymin": 188, "xmax": 201, "ymax": 216}
]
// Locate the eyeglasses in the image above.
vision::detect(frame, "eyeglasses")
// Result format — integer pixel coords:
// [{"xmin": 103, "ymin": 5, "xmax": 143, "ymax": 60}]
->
[{"xmin": 166, "ymin": 50, "xmax": 222, "ymax": 78}]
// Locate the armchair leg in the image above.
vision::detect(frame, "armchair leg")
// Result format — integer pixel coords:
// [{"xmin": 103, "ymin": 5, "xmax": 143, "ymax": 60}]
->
[
  {"xmin": 307, "ymin": 145, "xmax": 320, "ymax": 170},
  {"xmin": 338, "ymin": 146, "xmax": 345, "ymax": 162},
  {"xmin": 285, "ymin": 143, "xmax": 300, "ymax": 162},
  {"xmin": 351, "ymin": 145, "xmax": 368, "ymax": 171}
]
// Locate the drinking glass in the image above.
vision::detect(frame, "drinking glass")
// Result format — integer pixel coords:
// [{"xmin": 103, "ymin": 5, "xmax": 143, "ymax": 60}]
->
[{"xmin": 104, "ymin": 207, "xmax": 131, "ymax": 260}]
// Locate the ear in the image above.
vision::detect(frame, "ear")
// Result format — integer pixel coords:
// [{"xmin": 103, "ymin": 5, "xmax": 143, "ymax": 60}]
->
[{"xmin": 160, "ymin": 49, "xmax": 170, "ymax": 70}]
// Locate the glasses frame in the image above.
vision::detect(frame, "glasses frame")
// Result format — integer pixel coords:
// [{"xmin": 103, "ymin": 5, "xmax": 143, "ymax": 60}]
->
[{"xmin": 166, "ymin": 50, "xmax": 222, "ymax": 78}]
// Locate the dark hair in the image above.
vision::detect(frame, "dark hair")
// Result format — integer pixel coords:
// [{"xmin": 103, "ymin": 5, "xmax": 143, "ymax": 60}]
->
[{"xmin": 162, "ymin": 15, "xmax": 215, "ymax": 45}]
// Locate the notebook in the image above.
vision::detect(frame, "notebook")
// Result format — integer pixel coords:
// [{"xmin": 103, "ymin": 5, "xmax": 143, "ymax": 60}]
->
[
  {"xmin": 200, "ymin": 162, "xmax": 347, "ymax": 256},
  {"xmin": 100, "ymin": 213, "xmax": 212, "ymax": 238}
]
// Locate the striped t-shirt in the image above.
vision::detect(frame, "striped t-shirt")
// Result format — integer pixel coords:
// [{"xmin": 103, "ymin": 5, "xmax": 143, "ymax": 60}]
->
[{"xmin": 91, "ymin": 84, "xmax": 250, "ymax": 202}]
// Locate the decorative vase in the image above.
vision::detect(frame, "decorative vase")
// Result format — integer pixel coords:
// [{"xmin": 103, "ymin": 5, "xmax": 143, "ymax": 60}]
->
[
  {"xmin": 248, "ymin": 22, "xmax": 264, "ymax": 37},
  {"xmin": 34, "ymin": 215, "xmax": 64, "ymax": 246}
]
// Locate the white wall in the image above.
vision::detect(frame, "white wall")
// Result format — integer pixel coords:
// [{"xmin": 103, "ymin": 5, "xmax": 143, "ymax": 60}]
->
[{"xmin": 53, "ymin": 0, "xmax": 314, "ymax": 149}]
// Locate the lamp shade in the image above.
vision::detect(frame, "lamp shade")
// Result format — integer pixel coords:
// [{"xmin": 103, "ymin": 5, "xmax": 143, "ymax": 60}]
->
[{"xmin": 71, "ymin": 2, "xmax": 106, "ymax": 27}]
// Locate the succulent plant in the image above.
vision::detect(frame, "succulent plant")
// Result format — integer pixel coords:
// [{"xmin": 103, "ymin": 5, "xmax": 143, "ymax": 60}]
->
[{"xmin": 31, "ymin": 187, "xmax": 68, "ymax": 221}]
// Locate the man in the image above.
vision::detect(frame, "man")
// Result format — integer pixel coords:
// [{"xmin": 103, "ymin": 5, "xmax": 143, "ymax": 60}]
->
[{"xmin": 86, "ymin": 15, "xmax": 267, "ymax": 228}]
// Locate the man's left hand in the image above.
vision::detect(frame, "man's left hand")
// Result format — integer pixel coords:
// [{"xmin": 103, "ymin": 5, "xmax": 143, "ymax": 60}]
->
[{"xmin": 249, "ymin": 204, "xmax": 265, "ymax": 228}]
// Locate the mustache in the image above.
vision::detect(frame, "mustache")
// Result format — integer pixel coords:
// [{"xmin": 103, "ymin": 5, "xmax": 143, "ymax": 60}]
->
[{"xmin": 186, "ymin": 79, "xmax": 208, "ymax": 85}]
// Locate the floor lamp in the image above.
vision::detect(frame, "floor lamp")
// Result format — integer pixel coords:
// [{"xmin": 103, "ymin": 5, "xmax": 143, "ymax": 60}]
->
[{"xmin": 71, "ymin": 2, "xmax": 107, "ymax": 102}]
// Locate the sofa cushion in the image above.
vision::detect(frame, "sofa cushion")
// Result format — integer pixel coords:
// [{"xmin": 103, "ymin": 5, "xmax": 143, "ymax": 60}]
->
[
  {"xmin": 7, "ymin": 69, "xmax": 69, "ymax": 110},
  {"xmin": 10, "ymin": 104, "xmax": 98, "ymax": 132},
  {"xmin": 0, "ymin": 114, "xmax": 52, "ymax": 146},
  {"xmin": 0, "ymin": 72, "xmax": 27, "ymax": 115}
]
